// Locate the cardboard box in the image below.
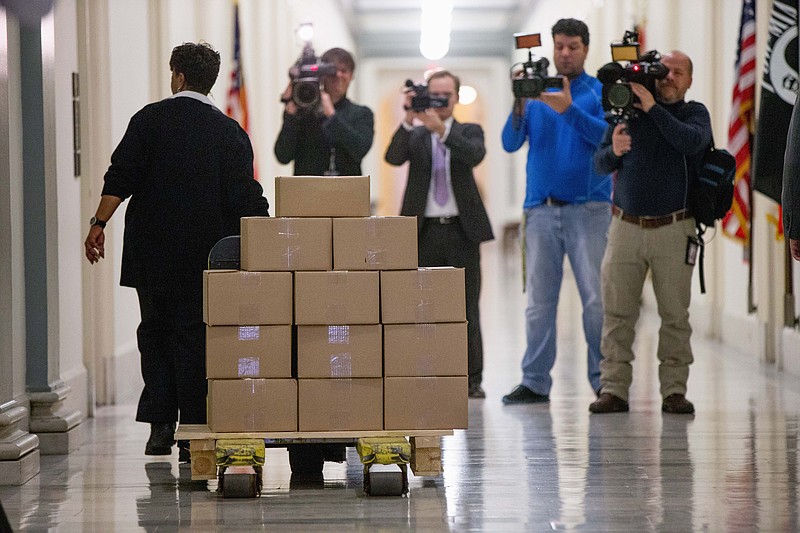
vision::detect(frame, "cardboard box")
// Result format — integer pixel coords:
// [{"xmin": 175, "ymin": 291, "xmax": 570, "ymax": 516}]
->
[
  {"xmin": 295, "ymin": 271, "xmax": 380, "ymax": 325},
  {"xmin": 384, "ymin": 377, "xmax": 468, "ymax": 430},
  {"xmin": 275, "ymin": 176, "xmax": 370, "ymax": 217},
  {"xmin": 203, "ymin": 270, "xmax": 293, "ymax": 325},
  {"xmin": 380, "ymin": 268, "xmax": 466, "ymax": 324},
  {"xmin": 207, "ymin": 378, "xmax": 297, "ymax": 432},
  {"xmin": 383, "ymin": 323, "xmax": 467, "ymax": 377},
  {"xmin": 297, "ymin": 325, "xmax": 382, "ymax": 378},
  {"xmin": 298, "ymin": 378, "xmax": 383, "ymax": 431},
  {"xmin": 206, "ymin": 325, "xmax": 292, "ymax": 379},
  {"xmin": 333, "ymin": 216, "xmax": 418, "ymax": 270},
  {"xmin": 240, "ymin": 217, "xmax": 332, "ymax": 271}
]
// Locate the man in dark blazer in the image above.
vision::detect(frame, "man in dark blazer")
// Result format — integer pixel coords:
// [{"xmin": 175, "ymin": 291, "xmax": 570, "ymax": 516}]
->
[
  {"xmin": 385, "ymin": 70, "xmax": 494, "ymax": 398},
  {"xmin": 84, "ymin": 42, "xmax": 269, "ymax": 458},
  {"xmin": 275, "ymin": 47, "xmax": 373, "ymax": 176}
]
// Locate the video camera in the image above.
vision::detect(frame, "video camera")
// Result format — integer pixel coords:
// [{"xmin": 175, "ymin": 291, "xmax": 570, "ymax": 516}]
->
[
  {"xmin": 596, "ymin": 30, "xmax": 669, "ymax": 122},
  {"xmin": 510, "ymin": 32, "xmax": 563, "ymax": 98},
  {"xmin": 404, "ymin": 80, "xmax": 449, "ymax": 112},
  {"xmin": 287, "ymin": 23, "xmax": 337, "ymax": 109}
]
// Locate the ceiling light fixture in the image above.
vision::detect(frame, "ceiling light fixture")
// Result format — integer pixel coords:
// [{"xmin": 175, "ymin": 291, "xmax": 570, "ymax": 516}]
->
[{"xmin": 419, "ymin": 0, "xmax": 453, "ymax": 61}]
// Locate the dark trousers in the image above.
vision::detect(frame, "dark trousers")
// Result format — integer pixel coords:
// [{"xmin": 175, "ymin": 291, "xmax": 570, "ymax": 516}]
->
[
  {"xmin": 135, "ymin": 287, "xmax": 207, "ymax": 425},
  {"xmin": 418, "ymin": 219, "xmax": 484, "ymax": 386}
]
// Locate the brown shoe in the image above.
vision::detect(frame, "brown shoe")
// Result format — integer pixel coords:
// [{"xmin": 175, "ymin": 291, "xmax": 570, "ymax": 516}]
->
[
  {"xmin": 589, "ymin": 393, "xmax": 629, "ymax": 413},
  {"xmin": 662, "ymin": 394, "xmax": 694, "ymax": 414}
]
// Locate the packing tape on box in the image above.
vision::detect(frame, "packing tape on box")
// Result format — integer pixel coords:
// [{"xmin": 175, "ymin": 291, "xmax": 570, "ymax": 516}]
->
[
  {"xmin": 413, "ymin": 323, "xmax": 437, "ymax": 339},
  {"xmin": 282, "ymin": 244, "xmax": 301, "ymax": 269},
  {"xmin": 415, "ymin": 269, "xmax": 434, "ymax": 290},
  {"xmin": 329, "ymin": 353, "xmax": 353, "ymax": 377},
  {"xmin": 415, "ymin": 355, "xmax": 435, "ymax": 375},
  {"xmin": 366, "ymin": 247, "xmax": 387, "ymax": 267},
  {"xmin": 327, "ymin": 325, "xmax": 350, "ymax": 344},
  {"xmin": 365, "ymin": 217, "xmax": 382, "ymax": 239},
  {"xmin": 414, "ymin": 300, "xmax": 434, "ymax": 323},
  {"xmin": 237, "ymin": 357, "xmax": 260, "ymax": 377},
  {"xmin": 240, "ymin": 271, "xmax": 262, "ymax": 285},
  {"xmin": 238, "ymin": 325, "xmax": 261, "ymax": 341}
]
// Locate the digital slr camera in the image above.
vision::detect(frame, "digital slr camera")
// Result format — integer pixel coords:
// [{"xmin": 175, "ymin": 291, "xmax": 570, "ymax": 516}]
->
[
  {"xmin": 596, "ymin": 31, "xmax": 669, "ymax": 122},
  {"xmin": 510, "ymin": 32, "xmax": 563, "ymax": 98},
  {"xmin": 404, "ymin": 80, "xmax": 449, "ymax": 112},
  {"xmin": 287, "ymin": 25, "xmax": 337, "ymax": 109}
]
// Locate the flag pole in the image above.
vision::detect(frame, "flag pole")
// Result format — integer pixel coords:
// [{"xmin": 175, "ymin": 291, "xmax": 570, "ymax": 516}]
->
[{"xmin": 748, "ymin": 187, "xmax": 756, "ymax": 312}]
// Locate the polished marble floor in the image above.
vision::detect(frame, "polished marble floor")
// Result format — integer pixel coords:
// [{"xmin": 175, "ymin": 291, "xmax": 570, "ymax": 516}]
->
[{"xmin": 3, "ymin": 242, "xmax": 800, "ymax": 531}]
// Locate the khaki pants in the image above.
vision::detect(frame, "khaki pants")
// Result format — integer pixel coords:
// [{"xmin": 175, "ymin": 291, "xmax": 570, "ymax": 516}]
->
[{"xmin": 599, "ymin": 216, "xmax": 696, "ymax": 401}]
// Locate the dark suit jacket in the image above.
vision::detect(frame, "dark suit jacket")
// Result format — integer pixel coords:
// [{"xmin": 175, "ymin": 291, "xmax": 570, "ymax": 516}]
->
[
  {"xmin": 102, "ymin": 96, "xmax": 269, "ymax": 291},
  {"xmin": 274, "ymin": 97, "xmax": 374, "ymax": 176},
  {"xmin": 784, "ymin": 96, "xmax": 800, "ymax": 240},
  {"xmin": 385, "ymin": 120, "xmax": 493, "ymax": 244}
]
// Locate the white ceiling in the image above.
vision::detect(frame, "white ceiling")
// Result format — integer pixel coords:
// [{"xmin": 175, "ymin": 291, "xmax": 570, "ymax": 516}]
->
[{"xmin": 338, "ymin": 0, "xmax": 537, "ymax": 58}]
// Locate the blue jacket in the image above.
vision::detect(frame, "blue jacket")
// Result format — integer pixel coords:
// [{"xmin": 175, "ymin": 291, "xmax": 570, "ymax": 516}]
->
[{"xmin": 501, "ymin": 71, "xmax": 611, "ymax": 208}]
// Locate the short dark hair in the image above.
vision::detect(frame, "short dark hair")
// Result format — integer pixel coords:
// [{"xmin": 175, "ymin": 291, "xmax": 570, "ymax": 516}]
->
[
  {"xmin": 321, "ymin": 47, "xmax": 356, "ymax": 72},
  {"xmin": 552, "ymin": 18, "xmax": 590, "ymax": 46},
  {"xmin": 427, "ymin": 70, "xmax": 460, "ymax": 94},
  {"xmin": 169, "ymin": 42, "xmax": 221, "ymax": 94}
]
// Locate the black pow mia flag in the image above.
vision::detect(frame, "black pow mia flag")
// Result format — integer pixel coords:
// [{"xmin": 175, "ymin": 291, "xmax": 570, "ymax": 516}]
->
[{"xmin": 753, "ymin": 0, "xmax": 799, "ymax": 202}]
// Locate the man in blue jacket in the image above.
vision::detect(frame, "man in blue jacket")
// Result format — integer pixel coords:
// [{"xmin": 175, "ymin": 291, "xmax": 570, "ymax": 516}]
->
[
  {"xmin": 501, "ymin": 19, "xmax": 611, "ymax": 405},
  {"xmin": 84, "ymin": 42, "xmax": 269, "ymax": 458}
]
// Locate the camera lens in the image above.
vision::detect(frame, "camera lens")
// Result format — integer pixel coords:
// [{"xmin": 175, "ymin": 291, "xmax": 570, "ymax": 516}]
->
[
  {"xmin": 607, "ymin": 83, "xmax": 634, "ymax": 109},
  {"xmin": 293, "ymin": 80, "xmax": 320, "ymax": 107}
]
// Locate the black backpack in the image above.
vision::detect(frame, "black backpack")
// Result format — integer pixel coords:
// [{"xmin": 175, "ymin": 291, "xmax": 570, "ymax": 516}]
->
[
  {"xmin": 688, "ymin": 136, "xmax": 736, "ymax": 293},
  {"xmin": 689, "ymin": 142, "xmax": 736, "ymax": 226}
]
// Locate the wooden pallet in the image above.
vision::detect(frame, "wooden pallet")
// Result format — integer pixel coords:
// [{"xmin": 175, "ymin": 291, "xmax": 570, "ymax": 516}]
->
[{"xmin": 175, "ymin": 424, "xmax": 450, "ymax": 482}]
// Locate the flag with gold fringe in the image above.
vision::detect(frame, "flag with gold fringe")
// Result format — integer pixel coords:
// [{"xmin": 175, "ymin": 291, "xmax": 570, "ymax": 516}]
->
[
  {"xmin": 226, "ymin": 1, "xmax": 258, "ymax": 180},
  {"xmin": 723, "ymin": 0, "xmax": 757, "ymax": 245}
]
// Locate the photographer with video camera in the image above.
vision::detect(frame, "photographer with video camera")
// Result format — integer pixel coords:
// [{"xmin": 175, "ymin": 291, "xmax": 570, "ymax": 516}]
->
[
  {"xmin": 274, "ymin": 37, "xmax": 373, "ymax": 176},
  {"xmin": 589, "ymin": 50, "xmax": 712, "ymax": 415},
  {"xmin": 385, "ymin": 70, "xmax": 493, "ymax": 399},
  {"xmin": 501, "ymin": 19, "xmax": 611, "ymax": 406}
]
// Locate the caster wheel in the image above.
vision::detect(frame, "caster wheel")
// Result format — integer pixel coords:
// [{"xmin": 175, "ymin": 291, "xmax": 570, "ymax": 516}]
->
[
  {"xmin": 364, "ymin": 465, "xmax": 407, "ymax": 496},
  {"xmin": 219, "ymin": 466, "xmax": 261, "ymax": 498}
]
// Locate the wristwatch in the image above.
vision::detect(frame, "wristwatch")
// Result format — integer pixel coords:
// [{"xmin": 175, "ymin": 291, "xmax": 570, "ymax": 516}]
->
[{"xmin": 89, "ymin": 216, "xmax": 107, "ymax": 229}]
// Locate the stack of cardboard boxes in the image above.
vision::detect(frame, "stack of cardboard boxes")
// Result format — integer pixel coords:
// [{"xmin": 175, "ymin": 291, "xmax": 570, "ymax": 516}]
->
[{"xmin": 203, "ymin": 176, "xmax": 468, "ymax": 434}]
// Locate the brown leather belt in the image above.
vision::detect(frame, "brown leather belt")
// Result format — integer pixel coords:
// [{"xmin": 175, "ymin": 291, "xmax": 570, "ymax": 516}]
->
[
  {"xmin": 427, "ymin": 216, "xmax": 459, "ymax": 225},
  {"xmin": 612, "ymin": 205, "xmax": 690, "ymax": 229}
]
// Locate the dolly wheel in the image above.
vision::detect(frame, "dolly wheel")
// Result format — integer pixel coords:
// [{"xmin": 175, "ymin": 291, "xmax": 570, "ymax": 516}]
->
[{"xmin": 363, "ymin": 465, "xmax": 407, "ymax": 497}]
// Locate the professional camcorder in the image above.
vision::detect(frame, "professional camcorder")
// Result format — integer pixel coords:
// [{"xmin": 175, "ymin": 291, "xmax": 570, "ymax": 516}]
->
[
  {"xmin": 287, "ymin": 23, "xmax": 337, "ymax": 109},
  {"xmin": 510, "ymin": 32, "xmax": 563, "ymax": 98},
  {"xmin": 404, "ymin": 79, "xmax": 449, "ymax": 112},
  {"xmin": 596, "ymin": 30, "xmax": 669, "ymax": 122}
]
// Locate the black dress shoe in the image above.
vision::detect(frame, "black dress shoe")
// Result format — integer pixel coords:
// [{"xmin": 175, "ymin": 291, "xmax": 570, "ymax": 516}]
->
[
  {"xmin": 589, "ymin": 393, "xmax": 629, "ymax": 413},
  {"xmin": 502, "ymin": 384, "xmax": 549, "ymax": 404},
  {"xmin": 145, "ymin": 422, "xmax": 176, "ymax": 456},
  {"xmin": 662, "ymin": 394, "xmax": 695, "ymax": 414},
  {"xmin": 177, "ymin": 440, "xmax": 191, "ymax": 463},
  {"xmin": 468, "ymin": 384, "xmax": 486, "ymax": 399}
]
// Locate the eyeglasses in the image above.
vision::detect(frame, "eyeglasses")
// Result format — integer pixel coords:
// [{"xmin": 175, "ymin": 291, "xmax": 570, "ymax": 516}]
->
[{"xmin": 430, "ymin": 93, "xmax": 453, "ymax": 98}]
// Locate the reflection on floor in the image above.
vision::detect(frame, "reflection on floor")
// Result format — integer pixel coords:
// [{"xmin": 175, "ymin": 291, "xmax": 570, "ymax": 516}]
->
[{"xmin": 2, "ymin": 241, "xmax": 799, "ymax": 531}]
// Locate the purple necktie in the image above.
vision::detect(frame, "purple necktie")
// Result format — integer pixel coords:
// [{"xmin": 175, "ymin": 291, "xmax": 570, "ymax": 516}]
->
[{"xmin": 433, "ymin": 139, "xmax": 449, "ymax": 206}]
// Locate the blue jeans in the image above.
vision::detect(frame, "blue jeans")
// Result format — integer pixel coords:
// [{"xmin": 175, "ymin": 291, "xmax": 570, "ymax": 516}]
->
[{"xmin": 521, "ymin": 201, "xmax": 610, "ymax": 395}]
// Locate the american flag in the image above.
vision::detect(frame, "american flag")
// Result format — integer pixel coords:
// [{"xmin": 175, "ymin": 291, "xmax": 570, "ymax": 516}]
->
[
  {"xmin": 722, "ymin": 0, "xmax": 756, "ymax": 244},
  {"xmin": 226, "ymin": 1, "xmax": 257, "ymax": 179}
]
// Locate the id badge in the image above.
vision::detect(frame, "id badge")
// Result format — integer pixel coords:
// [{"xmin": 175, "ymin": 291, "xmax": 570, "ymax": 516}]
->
[{"xmin": 685, "ymin": 236, "xmax": 699, "ymax": 266}]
